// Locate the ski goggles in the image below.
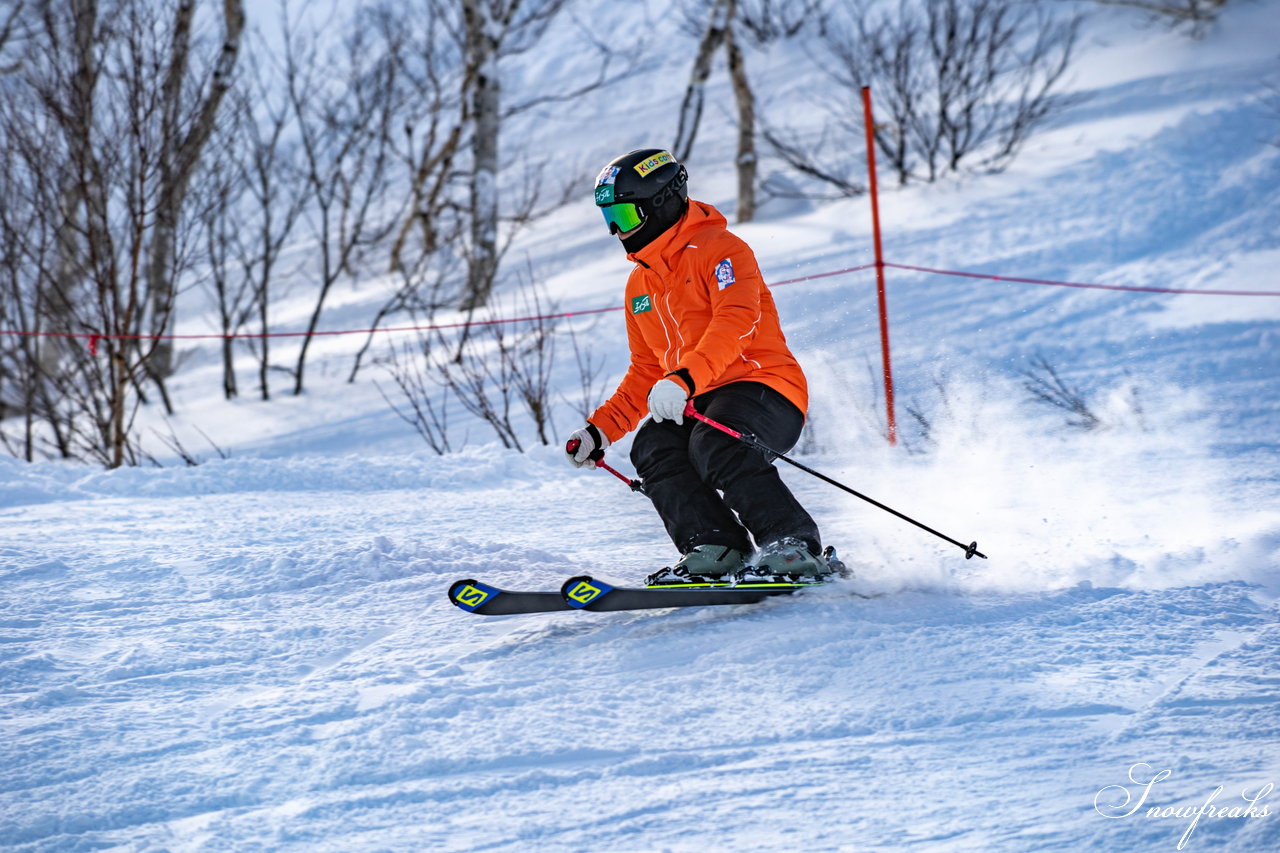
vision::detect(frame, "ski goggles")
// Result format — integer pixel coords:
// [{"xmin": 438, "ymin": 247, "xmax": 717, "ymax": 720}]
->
[{"xmin": 599, "ymin": 201, "xmax": 645, "ymax": 235}]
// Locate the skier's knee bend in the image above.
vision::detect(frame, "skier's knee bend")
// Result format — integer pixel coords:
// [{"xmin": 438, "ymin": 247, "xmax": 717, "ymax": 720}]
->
[
  {"xmin": 688, "ymin": 424, "xmax": 755, "ymax": 487},
  {"xmin": 630, "ymin": 419, "xmax": 685, "ymax": 477}
]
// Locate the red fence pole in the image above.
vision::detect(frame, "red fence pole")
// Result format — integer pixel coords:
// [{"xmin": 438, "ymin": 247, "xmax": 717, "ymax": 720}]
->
[{"xmin": 861, "ymin": 86, "xmax": 897, "ymax": 445}]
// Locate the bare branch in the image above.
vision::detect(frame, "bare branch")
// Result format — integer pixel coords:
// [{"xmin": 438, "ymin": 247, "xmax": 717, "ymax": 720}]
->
[
  {"xmin": 1020, "ymin": 353, "xmax": 1102, "ymax": 431},
  {"xmin": 1074, "ymin": 0, "xmax": 1226, "ymax": 38},
  {"xmin": 812, "ymin": 0, "xmax": 1081, "ymax": 186}
]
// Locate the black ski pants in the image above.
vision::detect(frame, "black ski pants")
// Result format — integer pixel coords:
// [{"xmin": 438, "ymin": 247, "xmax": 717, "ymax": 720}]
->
[{"xmin": 630, "ymin": 381, "xmax": 821, "ymax": 556}]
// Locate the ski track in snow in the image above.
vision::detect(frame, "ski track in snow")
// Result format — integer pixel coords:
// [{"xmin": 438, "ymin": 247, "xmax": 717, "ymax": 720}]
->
[
  {"xmin": 2, "ymin": 456, "xmax": 1278, "ymax": 852},
  {"xmin": 4, "ymin": 2, "xmax": 1280, "ymax": 850}
]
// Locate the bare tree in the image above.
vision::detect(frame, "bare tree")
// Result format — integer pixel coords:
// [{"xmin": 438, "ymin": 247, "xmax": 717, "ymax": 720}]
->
[
  {"xmin": 674, "ymin": 0, "xmax": 734, "ymax": 163},
  {"xmin": 674, "ymin": 0, "xmax": 763, "ymax": 221},
  {"xmin": 349, "ymin": 0, "xmax": 470, "ymax": 382},
  {"xmin": 0, "ymin": 0, "xmax": 243, "ymax": 466},
  {"xmin": 675, "ymin": 0, "xmax": 827, "ymax": 221},
  {"xmin": 1072, "ymin": 0, "xmax": 1227, "ymax": 38},
  {"xmin": 226, "ymin": 36, "xmax": 309, "ymax": 402},
  {"xmin": 735, "ymin": 0, "xmax": 826, "ymax": 43},
  {"xmin": 501, "ymin": 278, "xmax": 558, "ymax": 445},
  {"xmin": 195, "ymin": 14, "xmax": 314, "ymax": 404},
  {"xmin": 144, "ymin": 0, "xmax": 246, "ymax": 413},
  {"xmin": 760, "ymin": 123, "xmax": 867, "ymax": 199},
  {"xmin": 385, "ymin": 286, "xmax": 562, "ymax": 453},
  {"xmin": 0, "ymin": 0, "xmax": 34, "ymax": 75},
  {"xmin": 0, "ymin": 102, "xmax": 52, "ymax": 460},
  {"xmin": 724, "ymin": 19, "xmax": 758, "ymax": 221},
  {"xmin": 388, "ymin": 0, "xmax": 469, "ymax": 279},
  {"xmin": 456, "ymin": 0, "xmax": 572, "ymax": 311},
  {"xmin": 282, "ymin": 5, "xmax": 405, "ymax": 396},
  {"xmin": 460, "ymin": 0, "xmax": 502, "ymax": 312},
  {"xmin": 379, "ymin": 335, "xmax": 455, "ymax": 455},
  {"xmin": 433, "ymin": 321, "xmax": 525, "ymax": 451},
  {"xmin": 198, "ymin": 130, "xmax": 249, "ymax": 401},
  {"xmin": 356, "ymin": 1, "xmax": 609, "ymax": 380},
  {"xmin": 560, "ymin": 318, "xmax": 611, "ymax": 423},
  {"xmin": 806, "ymin": 0, "xmax": 1080, "ymax": 188}
]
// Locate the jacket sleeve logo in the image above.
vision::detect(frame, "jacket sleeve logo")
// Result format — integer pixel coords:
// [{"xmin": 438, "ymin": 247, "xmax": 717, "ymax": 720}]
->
[
  {"xmin": 631, "ymin": 294, "xmax": 653, "ymax": 314},
  {"xmin": 715, "ymin": 258, "xmax": 736, "ymax": 289}
]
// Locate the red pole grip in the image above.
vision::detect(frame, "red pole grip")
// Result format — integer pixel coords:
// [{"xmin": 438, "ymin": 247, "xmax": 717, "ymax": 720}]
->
[
  {"xmin": 683, "ymin": 400, "xmax": 742, "ymax": 438},
  {"xmin": 567, "ymin": 437, "xmax": 638, "ymax": 490}
]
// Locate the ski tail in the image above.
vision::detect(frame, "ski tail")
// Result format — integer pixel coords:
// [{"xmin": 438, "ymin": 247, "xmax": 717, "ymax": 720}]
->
[{"xmin": 448, "ymin": 579, "xmax": 572, "ymax": 616}]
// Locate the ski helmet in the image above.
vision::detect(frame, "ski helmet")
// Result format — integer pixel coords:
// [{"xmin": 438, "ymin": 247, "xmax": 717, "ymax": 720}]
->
[{"xmin": 593, "ymin": 149, "xmax": 689, "ymax": 253}]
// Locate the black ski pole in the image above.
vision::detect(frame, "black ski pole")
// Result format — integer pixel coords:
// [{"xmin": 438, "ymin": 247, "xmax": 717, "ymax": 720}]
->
[{"xmin": 684, "ymin": 402, "xmax": 986, "ymax": 559}]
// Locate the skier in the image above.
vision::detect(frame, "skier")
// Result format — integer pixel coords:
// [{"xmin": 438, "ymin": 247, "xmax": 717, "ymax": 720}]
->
[{"xmin": 565, "ymin": 148, "xmax": 830, "ymax": 580}]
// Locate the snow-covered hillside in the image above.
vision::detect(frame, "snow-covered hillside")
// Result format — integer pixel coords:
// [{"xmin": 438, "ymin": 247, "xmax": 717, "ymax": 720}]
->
[{"xmin": 3, "ymin": 1, "xmax": 1279, "ymax": 851}]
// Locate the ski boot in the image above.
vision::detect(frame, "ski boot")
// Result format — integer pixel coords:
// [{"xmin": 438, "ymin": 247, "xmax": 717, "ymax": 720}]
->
[
  {"xmin": 645, "ymin": 545, "xmax": 748, "ymax": 587},
  {"xmin": 823, "ymin": 546, "xmax": 850, "ymax": 578},
  {"xmin": 738, "ymin": 538, "xmax": 847, "ymax": 584}
]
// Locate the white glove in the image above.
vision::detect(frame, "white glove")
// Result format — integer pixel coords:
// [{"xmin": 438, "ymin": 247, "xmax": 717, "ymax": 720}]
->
[
  {"xmin": 648, "ymin": 378, "xmax": 689, "ymax": 425},
  {"xmin": 565, "ymin": 423, "xmax": 610, "ymax": 468}
]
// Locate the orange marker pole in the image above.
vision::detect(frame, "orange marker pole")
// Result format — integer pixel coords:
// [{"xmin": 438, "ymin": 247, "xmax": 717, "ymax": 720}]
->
[{"xmin": 861, "ymin": 85, "xmax": 897, "ymax": 446}]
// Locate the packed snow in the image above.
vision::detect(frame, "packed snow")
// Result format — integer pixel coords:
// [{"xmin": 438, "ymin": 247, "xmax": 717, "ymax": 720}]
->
[{"xmin": 3, "ymin": 2, "xmax": 1279, "ymax": 851}]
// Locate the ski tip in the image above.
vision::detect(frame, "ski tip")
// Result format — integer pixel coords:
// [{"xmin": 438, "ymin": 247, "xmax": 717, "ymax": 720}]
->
[
  {"xmin": 448, "ymin": 578, "xmax": 498, "ymax": 612},
  {"xmin": 447, "ymin": 578, "xmax": 477, "ymax": 600}
]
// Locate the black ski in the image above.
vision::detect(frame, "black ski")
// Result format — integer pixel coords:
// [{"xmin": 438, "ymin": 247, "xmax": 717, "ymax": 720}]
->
[
  {"xmin": 559, "ymin": 574, "xmax": 823, "ymax": 612},
  {"xmin": 448, "ymin": 575, "xmax": 833, "ymax": 617},
  {"xmin": 447, "ymin": 578, "xmax": 574, "ymax": 616}
]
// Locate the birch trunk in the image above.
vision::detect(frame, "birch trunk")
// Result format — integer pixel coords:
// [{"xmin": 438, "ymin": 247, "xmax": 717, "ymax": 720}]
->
[
  {"xmin": 725, "ymin": 21, "xmax": 756, "ymax": 222},
  {"xmin": 673, "ymin": 0, "xmax": 731, "ymax": 162},
  {"xmin": 145, "ymin": 0, "xmax": 244, "ymax": 405},
  {"xmin": 460, "ymin": 0, "xmax": 501, "ymax": 311}
]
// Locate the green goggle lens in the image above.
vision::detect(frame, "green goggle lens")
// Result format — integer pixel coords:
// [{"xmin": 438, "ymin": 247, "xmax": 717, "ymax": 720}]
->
[{"xmin": 600, "ymin": 202, "xmax": 644, "ymax": 234}]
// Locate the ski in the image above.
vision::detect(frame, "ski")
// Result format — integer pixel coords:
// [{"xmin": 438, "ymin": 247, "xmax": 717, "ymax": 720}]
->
[
  {"xmin": 447, "ymin": 578, "xmax": 574, "ymax": 616},
  {"xmin": 447, "ymin": 550, "xmax": 847, "ymax": 617},
  {"xmin": 447, "ymin": 575, "xmax": 829, "ymax": 616},
  {"xmin": 559, "ymin": 574, "xmax": 825, "ymax": 612}
]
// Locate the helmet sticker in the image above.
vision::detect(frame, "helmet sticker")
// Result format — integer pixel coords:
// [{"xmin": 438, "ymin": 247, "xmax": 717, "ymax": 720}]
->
[
  {"xmin": 634, "ymin": 151, "xmax": 674, "ymax": 178},
  {"xmin": 715, "ymin": 258, "xmax": 736, "ymax": 290},
  {"xmin": 595, "ymin": 166, "xmax": 620, "ymax": 205}
]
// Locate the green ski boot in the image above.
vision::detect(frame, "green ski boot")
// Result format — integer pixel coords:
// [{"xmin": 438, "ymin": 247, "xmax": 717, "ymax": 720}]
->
[
  {"xmin": 751, "ymin": 538, "xmax": 834, "ymax": 581},
  {"xmin": 646, "ymin": 545, "xmax": 748, "ymax": 586}
]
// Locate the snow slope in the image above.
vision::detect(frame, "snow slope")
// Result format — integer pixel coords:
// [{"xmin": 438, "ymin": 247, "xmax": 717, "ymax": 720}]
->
[
  {"xmin": 3, "ymin": 1, "xmax": 1279, "ymax": 851},
  {"xmin": 2, "ymin": 451, "xmax": 1278, "ymax": 851}
]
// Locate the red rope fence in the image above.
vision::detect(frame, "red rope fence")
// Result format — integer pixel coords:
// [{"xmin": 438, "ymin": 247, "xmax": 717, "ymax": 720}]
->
[
  {"xmin": 1, "ymin": 259, "xmax": 1276, "ymax": 353},
  {"xmin": 883, "ymin": 262, "xmax": 1280, "ymax": 298}
]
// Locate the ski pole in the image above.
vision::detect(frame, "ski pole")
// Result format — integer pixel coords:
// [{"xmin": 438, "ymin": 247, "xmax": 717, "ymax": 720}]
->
[
  {"xmin": 683, "ymin": 401, "xmax": 986, "ymax": 559},
  {"xmin": 565, "ymin": 438, "xmax": 646, "ymax": 493}
]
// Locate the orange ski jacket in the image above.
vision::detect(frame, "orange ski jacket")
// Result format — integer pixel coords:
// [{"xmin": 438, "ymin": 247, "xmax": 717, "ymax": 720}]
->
[{"xmin": 589, "ymin": 200, "xmax": 808, "ymax": 443}]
